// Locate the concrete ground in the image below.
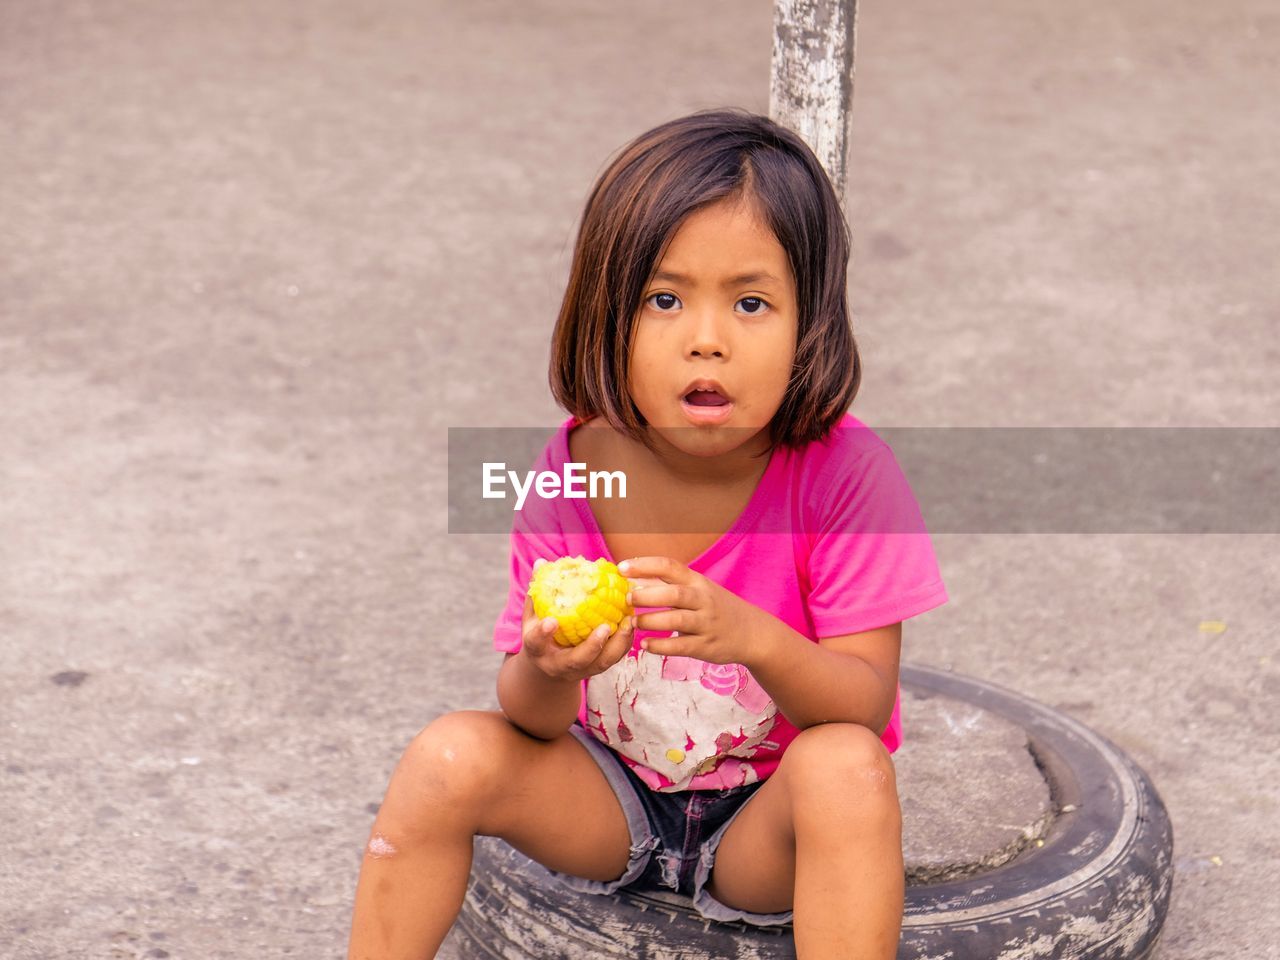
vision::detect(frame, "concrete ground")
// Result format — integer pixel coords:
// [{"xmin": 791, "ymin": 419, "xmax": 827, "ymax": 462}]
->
[{"xmin": 2, "ymin": 1, "xmax": 1277, "ymax": 957}]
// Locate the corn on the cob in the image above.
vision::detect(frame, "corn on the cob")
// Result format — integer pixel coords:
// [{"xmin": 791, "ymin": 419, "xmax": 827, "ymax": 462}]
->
[{"xmin": 528, "ymin": 555, "xmax": 633, "ymax": 647}]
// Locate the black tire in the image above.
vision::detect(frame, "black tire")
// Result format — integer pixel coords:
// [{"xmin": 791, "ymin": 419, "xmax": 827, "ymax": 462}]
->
[{"xmin": 454, "ymin": 664, "xmax": 1173, "ymax": 960}]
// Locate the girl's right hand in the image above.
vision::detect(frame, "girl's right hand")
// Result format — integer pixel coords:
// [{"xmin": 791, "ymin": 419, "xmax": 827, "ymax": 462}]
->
[{"xmin": 520, "ymin": 570, "xmax": 634, "ymax": 682}]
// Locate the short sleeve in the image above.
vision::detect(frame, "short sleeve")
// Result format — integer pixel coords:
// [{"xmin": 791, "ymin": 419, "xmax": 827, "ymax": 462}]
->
[
  {"xmin": 804, "ymin": 444, "xmax": 948, "ymax": 637},
  {"xmin": 492, "ymin": 497, "xmax": 567, "ymax": 655}
]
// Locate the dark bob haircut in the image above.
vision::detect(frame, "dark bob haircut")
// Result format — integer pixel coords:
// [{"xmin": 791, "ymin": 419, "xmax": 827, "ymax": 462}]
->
[{"xmin": 548, "ymin": 107, "xmax": 860, "ymax": 452}]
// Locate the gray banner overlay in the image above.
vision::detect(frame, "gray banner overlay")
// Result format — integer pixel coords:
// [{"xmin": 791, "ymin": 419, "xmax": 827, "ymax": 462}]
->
[{"xmin": 447, "ymin": 427, "xmax": 1280, "ymax": 534}]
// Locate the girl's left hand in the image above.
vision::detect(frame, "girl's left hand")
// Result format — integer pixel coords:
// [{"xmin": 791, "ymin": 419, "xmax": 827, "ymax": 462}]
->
[{"xmin": 619, "ymin": 556, "xmax": 765, "ymax": 665}]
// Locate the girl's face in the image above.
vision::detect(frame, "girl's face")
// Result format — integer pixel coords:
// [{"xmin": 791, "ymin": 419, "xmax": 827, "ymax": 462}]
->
[{"xmin": 628, "ymin": 196, "xmax": 798, "ymax": 460}]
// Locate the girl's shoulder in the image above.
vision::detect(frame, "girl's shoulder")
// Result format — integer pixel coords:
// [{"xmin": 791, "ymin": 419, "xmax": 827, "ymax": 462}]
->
[
  {"xmin": 791, "ymin": 412, "xmax": 893, "ymax": 476},
  {"xmin": 784, "ymin": 413, "xmax": 912, "ymax": 528},
  {"xmin": 560, "ymin": 414, "xmax": 621, "ymax": 470}
]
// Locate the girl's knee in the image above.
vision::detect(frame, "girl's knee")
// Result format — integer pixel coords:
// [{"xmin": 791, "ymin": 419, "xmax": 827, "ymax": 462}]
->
[
  {"xmin": 395, "ymin": 710, "xmax": 517, "ymax": 808},
  {"xmin": 781, "ymin": 723, "xmax": 899, "ymax": 819}
]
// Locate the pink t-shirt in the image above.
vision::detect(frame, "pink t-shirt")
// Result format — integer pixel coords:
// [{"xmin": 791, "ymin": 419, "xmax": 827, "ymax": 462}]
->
[{"xmin": 493, "ymin": 412, "xmax": 948, "ymax": 792}]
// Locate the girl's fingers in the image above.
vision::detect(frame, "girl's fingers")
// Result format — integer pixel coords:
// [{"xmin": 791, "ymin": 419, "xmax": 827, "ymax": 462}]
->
[
  {"xmin": 598, "ymin": 616, "xmax": 633, "ymax": 669},
  {"xmin": 520, "ymin": 594, "xmax": 544, "ymax": 635},
  {"xmin": 633, "ymin": 609, "xmax": 688, "ymax": 634},
  {"xmin": 564, "ymin": 620, "xmax": 625, "ymax": 673},
  {"xmin": 618, "ymin": 556, "xmax": 687, "ymax": 583},
  {"xmin": 627, "ymin": 582, "xmax": 689, "ymax": 610},
  {"xmin": 638, "ymin": 632, "xmax": 688, "ymax": 658},
  {"xmin": 532, "ymin": 617, "xmax": 631, "ymax": 677},
  {"xmin": 522, "ymin": 629, "xmax": 547, "ymax": 657},
  {"xmin": 522, "ymin": 615, "xmax": 561, "ymax": 654},
  {"xmin": 563, "ymin": 625, "xmax": 610, "ymax": 670}
]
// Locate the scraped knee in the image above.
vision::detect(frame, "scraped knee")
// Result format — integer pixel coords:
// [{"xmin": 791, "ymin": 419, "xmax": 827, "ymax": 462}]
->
[
  {"xmin": 401, "ymin": 710, "xmax": 516, "ymax": 804},
  {"xmin": 782, "ymin": 723, "xmax": 900, "ymax": 827}
]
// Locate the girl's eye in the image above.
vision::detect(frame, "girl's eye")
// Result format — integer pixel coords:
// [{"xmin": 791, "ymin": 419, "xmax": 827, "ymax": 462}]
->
[
  {"xmin": 647, "ymin": 292, "xmax": 681, "ymax": 311},
  {"xmin": 736, "ymin": 297, "xmax": 769, "ymax": 315}
]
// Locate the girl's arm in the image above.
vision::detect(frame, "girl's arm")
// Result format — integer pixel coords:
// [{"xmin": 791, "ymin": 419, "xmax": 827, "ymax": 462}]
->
[
  {"xmin": 496, "ymin": 589, "xmax": 635, "ymax": 741},
  {"xmin": 743, "ymin": 617, "xmax": 901, "ymax": 733},
  {"xmin": 496, "ymin": 651, "xmax": 583, "ymax": 741},
  {"xmin": 622, "ymin": 556, "xmax": 900, "ymax": 734}
]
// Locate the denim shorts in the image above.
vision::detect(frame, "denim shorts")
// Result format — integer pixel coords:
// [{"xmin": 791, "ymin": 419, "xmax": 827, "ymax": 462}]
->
[{"xmin": 545, "ymin": 723, "xmax": 794, "ymax": 927}]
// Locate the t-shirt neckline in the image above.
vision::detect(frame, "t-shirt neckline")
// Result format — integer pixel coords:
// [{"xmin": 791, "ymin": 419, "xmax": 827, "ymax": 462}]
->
[{"xmin": 555, "ymin": 416, "xmax": 783, "ymax": 571}]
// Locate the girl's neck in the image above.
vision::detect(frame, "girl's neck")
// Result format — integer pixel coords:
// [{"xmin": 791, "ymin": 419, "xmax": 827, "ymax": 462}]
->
[{"xmin": 636, "ymin": 425, "xmax": 774, "ymax": 488}]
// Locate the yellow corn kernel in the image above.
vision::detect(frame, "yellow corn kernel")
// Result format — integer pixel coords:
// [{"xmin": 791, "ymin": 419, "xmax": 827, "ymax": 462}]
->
[{"xmin": 528, "ymin": 555, "xmax": 633, "ymax": 647}]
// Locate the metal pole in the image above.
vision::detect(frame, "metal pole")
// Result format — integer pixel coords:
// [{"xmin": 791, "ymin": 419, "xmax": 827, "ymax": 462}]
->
[{"xmin": 769, "ymin": 0, "xmax": 859, "ymax": 204}]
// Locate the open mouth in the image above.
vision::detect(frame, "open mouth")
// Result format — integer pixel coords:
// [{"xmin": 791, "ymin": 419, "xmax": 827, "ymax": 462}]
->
[
  {"xmin": 683, "ymin": 389, "xmax": 730, "ymax": 407},
  {"xmin": 679, "ymin": 384, "xmax": 734, "ymax": 425}
]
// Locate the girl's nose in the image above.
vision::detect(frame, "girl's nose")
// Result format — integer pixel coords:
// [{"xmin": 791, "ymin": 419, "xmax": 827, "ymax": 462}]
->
[{"xmin": 686, "ymin": 309, "xmax": 728, "ymax": 360}]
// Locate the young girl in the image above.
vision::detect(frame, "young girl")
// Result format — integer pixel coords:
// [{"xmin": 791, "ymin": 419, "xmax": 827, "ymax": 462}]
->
[{"xmin": 348, "ymin": 108, "xmax": 948, "ymax": 960}]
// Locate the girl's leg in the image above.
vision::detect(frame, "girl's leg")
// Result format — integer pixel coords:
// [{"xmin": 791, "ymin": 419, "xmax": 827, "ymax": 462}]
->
[
  {"xmin": 704, "ymin": 723, "xmax": 904, "ymax": 960},
  {"xmin": 347, "ymin": 710, "xmax": 632, "ymax": 960}
]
